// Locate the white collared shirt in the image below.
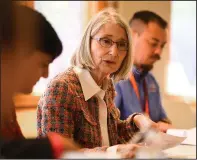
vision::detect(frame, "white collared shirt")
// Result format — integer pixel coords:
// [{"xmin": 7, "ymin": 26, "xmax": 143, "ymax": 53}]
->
[{"xmin": 73, "ymin": 66, "xmax": 110, "ymax": 146}]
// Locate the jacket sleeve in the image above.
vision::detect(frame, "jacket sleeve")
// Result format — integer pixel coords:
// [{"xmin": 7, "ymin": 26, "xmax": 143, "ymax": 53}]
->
[
  {"xmin": 158, "ymin": 94, "xmax": 172, "ymax": 124},
  {"xmin": 152, "ymin": 75, "xmax": 171, "ymax": 124},
  {"xmin": 112, "ymin": 107, "xmax": 139, "ymax": 144},
  {"xmin": 37, "ymin": 79, "xmax": 75, "ymax": 139}
]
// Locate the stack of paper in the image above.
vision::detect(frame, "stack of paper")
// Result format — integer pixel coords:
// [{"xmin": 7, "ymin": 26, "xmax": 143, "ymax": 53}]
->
[
  {"xmin": 167, "ymin": 127, "xmax": 196, "ymax": 146},
  {"xmin": 129, "ymin": 128, "xmax": 187, "ymax": 150},
  {"xmin": 163, "ymin": 144, "xmax": 196, "ymax": 159}
]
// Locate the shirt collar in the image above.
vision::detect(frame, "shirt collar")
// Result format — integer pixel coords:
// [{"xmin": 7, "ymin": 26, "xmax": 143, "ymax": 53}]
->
[
  {"xmin": 132, "ymin": 66, "xmax": 148, "ymax": 82},
  {"xmin": 73, "ymin": 66, "xmax": 107, "ymax": 101}
]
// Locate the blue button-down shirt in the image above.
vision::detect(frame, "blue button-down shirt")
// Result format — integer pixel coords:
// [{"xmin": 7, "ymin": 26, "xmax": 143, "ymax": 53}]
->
[{"xmin": 114, "ymin": 67, "xmax": 170, "ymax": 123}]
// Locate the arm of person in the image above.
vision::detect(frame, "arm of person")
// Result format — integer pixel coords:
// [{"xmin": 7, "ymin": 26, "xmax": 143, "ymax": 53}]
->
[
  {"xmin": 148, "ymin": 74, "xmax": 172, "ymax": 132},
  {"xmin": 0, "ymin": 133, "xmax": 79, "ymax": 159},
  {"xmin": 109, "ymin": 79, "xmax": 157, "ymax": 144},
  {"xmin": 115, "ymin": 109, "xmax": 159, "ymax": 144},
  {"xmin": 37, "ymin": 79, "xmax": 113, "ymax": 153},
  {"xmin": 37, "ymin": 79, "xmax": 75, "ymax": 139},
  {"xmin": 156, "ymin": 82, "xmax": 173, "ymax": 132},
  {"xmin": 158, "ymin": 107, "xmax": 172, "ymax": 124},
  {"xmin": 0, "ymin": 137, "xmax": 55, "ymax": 159},
  {"xmin": 116, "ymin": 109, "xmax": 141, "ymax": 144},
  {"xmin": 157, "ymin": 106, "xmax": 173, "ymax": 133}
]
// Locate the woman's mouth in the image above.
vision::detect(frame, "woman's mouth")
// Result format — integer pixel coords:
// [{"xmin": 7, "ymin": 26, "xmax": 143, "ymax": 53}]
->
[{"xmin": 103, "ymin": 60, "xmax": 116, "ymax": 64}]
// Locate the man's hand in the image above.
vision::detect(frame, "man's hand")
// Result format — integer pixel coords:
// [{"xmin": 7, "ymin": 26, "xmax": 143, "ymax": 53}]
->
[{"xmin": 157, "ymin": 121, "xmax": 173, "ymax": 133}]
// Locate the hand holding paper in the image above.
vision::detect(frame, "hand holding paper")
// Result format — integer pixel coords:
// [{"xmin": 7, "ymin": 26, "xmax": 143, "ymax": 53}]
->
[{"xmin": 129, "ymin": 125, "xmax": 186, "ymax": 150}]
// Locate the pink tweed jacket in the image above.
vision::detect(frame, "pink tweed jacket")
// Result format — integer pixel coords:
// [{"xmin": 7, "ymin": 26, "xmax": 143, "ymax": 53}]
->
[{"xmin": 37, "ymin": 67, "xmax": 139, "ymax": 151}]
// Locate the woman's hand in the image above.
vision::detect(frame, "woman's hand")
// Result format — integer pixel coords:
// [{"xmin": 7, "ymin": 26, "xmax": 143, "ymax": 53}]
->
[
  {"xmin": 117, "ymin": 143, "xmax": 141, "ymax": 158},
  {"xmin": 133, "ymin": 114, "xmax": 158, "ymax": 131}
]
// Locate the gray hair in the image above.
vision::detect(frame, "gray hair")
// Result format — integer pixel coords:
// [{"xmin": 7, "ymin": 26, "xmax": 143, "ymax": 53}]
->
[{"xmin": 71, "ymin": 7, "xmax": 132, "ymax": 82}]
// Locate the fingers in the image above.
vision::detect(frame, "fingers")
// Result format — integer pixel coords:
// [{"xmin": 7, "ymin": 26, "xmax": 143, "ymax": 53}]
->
[
  {"xmin": 124, "ymin": 145, "xmax": 139, "ymax": 158},
  {"xmin": 123, "ymin": 151, "xmax": 135, "ymax": 158},
  {"xmin": 134, "ymin": 114, "xmax": 149, "ymax": 128},
  {"xmin": 134, "ymin": 114, "xmax": 157, "ymax": 131},
  {"xmin": 117, "ymin": 144, "xmax": 141, "ymax": 158}
]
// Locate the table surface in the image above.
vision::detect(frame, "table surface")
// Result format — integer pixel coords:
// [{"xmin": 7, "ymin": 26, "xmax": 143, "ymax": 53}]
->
[{"xmin": 164, "ymin": 144, "xmax": 196, "ymax": 159}]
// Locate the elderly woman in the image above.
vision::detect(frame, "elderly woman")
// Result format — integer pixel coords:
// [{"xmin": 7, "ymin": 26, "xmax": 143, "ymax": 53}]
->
[{"xmin": 37, "ymin": 8, "xmax": 156, "ymax": 158}]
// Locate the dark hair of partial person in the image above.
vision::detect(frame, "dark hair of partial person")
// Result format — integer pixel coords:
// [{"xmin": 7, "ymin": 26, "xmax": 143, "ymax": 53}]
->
[
  {"xmin": 129, "ymin": 10, "xmax": 168, "ymax": 29},
  {"xmin": 0, "ymin": 3, "xmax": 62, "ymax": 60},
  {"xmin": 0, "ymin": 0, "xmax": 14, "ymax": 50}
]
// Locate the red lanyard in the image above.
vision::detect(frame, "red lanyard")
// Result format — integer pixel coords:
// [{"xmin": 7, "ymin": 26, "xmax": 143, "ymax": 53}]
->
[{"xmin": 129, "ymin": 73, "xmax": 149, "ymax": 116}]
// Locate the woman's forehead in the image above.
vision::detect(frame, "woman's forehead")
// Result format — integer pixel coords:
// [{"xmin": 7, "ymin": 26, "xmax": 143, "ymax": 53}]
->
[{"xmin": 95, "ymin": 23, "xmax": 127, "ymax": 40}]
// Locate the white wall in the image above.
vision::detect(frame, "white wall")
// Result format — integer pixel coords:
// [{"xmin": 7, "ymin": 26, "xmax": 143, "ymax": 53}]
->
[
  {"xmin": 17, "ymin": 109, "xmax": 37, "ymax": 138},
  {"xmin": 118, "ymin": 1, "xmax": 196, "ymax": 129}
]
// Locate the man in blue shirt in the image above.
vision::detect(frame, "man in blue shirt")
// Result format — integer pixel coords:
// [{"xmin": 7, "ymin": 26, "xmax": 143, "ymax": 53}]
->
[{"xmin": 114, "ymin": 11, "xmax": 172, "ymax": 132}]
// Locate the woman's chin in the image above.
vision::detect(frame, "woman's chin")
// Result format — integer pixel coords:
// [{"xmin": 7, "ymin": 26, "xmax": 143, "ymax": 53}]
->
[{"xmin": 100, "ymin": 68, "xmax": 116, "ymax": 76}]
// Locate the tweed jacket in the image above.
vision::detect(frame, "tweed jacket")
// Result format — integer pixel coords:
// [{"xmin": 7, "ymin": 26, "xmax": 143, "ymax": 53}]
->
[{"xmin": 37, "ymin": 67, "xmax": 139, "ymax": 151}]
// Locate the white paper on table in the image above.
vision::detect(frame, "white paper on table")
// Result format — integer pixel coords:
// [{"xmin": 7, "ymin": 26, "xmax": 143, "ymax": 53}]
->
[
  {"xmin": 167, "ymin": 127, "xmax": 196, "ymax": 146},
  {"xmin": 129, "ymin": 129, "xmax": 186, "ymax": 150},
  {"xmin": 163, "ymin": 144, "xmax": 196, "ymax": 159},
  {"xmin": 158, "ymin": 132, "xmax": 187, "ymax": 150}
]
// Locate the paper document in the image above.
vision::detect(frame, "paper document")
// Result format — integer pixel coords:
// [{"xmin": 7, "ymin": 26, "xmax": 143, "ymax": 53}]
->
[
  {"xmin": 129, "ymin": 129, "xmax": 186, "ymax": 150},
  {"xmin": 167, "ymin": 127, "xmax": 196, "ymax": 146},
  {"xmin": 164, "ymin": 144, "xmax": 196, "ymax": 158},
  {"xmin": 158, "ymin": 132, "xmax": 186, "ymax": 150}
]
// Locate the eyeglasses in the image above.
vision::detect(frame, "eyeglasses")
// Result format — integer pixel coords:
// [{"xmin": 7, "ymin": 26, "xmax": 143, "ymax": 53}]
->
[{"xmin": 91, "ymin": 37, "xmax": 129, "ymax": 51}]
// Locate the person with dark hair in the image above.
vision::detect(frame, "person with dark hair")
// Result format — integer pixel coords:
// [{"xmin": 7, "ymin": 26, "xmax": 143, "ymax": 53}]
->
[
  {"xmin": 0, "ymin": 2, "xmax": 78, "ymax": 158},
  {"xmin": 114, "ymin": 10, "xmax": 172, "ymax": 133},
  {"xmin": 1, "ymin": 2, "xmax": 63, "ymax": 140},
  {"xmin": 129, "ymin": 10, "xmax": 167, "ymax": 30}
]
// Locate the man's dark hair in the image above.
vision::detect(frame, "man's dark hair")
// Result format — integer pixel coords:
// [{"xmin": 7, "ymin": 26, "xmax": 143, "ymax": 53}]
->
[
  {"xmin": 129, "ymin": 10, "xmax": 168, "ymax": 29},
  {"xmin": 1, "ymin": 3, "xmax": 62, "ymax": 60}
]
